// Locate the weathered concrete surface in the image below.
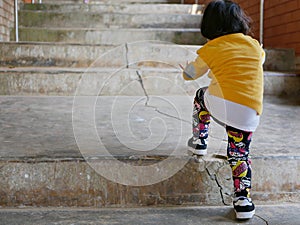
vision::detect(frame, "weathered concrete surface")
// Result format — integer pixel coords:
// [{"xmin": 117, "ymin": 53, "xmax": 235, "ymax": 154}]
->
[
  {"xmin": 1, "ymin": 43, "xmax": 295, "ymax": 71},
  {"xmin": 0, "ymin": 67, "xmax": 299, "ymax": 96},
  {"xmin": 14, "ymin": 28, "xmax": 205, "ymax": 45},
  {"xmin": 2, "ymin": 0, "xmax": 298, "ymax": 209},
  {"xmin": 264, "ymin": 71, "xmax": 300, "ymax": 96},
  {"xmin": 19, "ymin": 11, "xmax": 202, "ymax": 29},
  {"xmin": 1, "ymin": 204, "xmax": 300, "ymax": 225},
  {"xmin": 0, "ymin": 68, "xmax": 207, "ymax": 96},
  {"xmin": 0, "ymin": 157, "xmax": 233, "ymax": 207},
  {"xmin": 0, "ymin": 96, "xmax": 299, "ymax": 158},
  {"xmin": 17, "ymin": 0, "xmax": 296, "ymax": 73},
  {"xmin": 0, "ymin": 96, "xmax": 299, "ymax": 207},
  {"xmin": 0, "ymin": 42, "xmax": 199, "ymax": 68},
  {"xmin": 264, "ymin": 48, "xmax": 296, "ymax": 72},
  {"xmin": 40, "ymin": 0, "xmax": 182, "ymax": 3},
  {"xmin": 22, "ymin": 3, "xmax": 204, "ymax": 14}
]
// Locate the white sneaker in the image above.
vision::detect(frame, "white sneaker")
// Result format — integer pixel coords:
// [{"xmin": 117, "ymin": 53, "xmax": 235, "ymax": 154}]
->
[
  {"xmin": 233, "ymin": 196, "xmax": 255, "ymax": 219},
  {"xmin": 187, "ymin": 137, "xmax": 207, "ymax": 156}
]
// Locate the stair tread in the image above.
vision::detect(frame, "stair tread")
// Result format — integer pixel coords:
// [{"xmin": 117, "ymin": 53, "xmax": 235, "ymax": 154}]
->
[
  {"xmin": 18, "ymin": 27, "xmax": 201, "ymax": 31},
  {"xmin": 21, "ymin": 3, "xmax": 204, "ymax": 13},
  {"xmin": 0, "ymin": 95, "xmax": 299, "ymax": 160},
  {"xmin": 0, "ymin": 205, "xmax": 300, "ymax": 224}
]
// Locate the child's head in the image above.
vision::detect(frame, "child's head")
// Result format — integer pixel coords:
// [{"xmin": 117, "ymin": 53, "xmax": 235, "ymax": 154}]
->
[{"xmin": 201, "ymin": 0, "xmax": 252, "ymax": 40}]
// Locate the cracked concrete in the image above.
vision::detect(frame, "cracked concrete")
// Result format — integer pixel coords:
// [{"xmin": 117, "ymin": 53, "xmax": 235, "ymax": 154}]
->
[
  {"xmin": 196, "ymin": 156, "xmax": 232, "ymax": 206},
  {"xmin": 204, "ymin": 160, "xmax": 231, "ymax": 206},
  {"xmin": 0, "ymin": 204, "xmax": 299, "ymax": 225},
  {"xmin": 0, "ymin": 95, "xmax": 299, "ymax": 207}
]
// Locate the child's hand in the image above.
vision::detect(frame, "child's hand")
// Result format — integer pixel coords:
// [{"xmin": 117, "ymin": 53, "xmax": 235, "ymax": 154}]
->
[
  {"xmin": 179, "ymin": 61, "xmax": 189, "ymax": 71},
  {"xmin": 179, "ymin": 64, "xmax": 185, "ymax": 71}
]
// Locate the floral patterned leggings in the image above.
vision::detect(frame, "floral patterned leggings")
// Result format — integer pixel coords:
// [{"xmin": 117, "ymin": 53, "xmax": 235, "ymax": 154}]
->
[{"xmin": 193, "ymin": 88, "xmax": 252, "ymax": 197}]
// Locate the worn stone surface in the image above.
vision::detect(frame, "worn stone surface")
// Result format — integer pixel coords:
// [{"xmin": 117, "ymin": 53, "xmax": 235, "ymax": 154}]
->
[
  {"xmin": 0, "ymin": 68, "xmax": 207, "ymax": 96},
  {"xmin": 22, "ymin": 3, "xmax": 204, "ymax": 14},
  {"xmin": 1, "ymin": 0, "xmax": 299, "ymax": 209},
  {"xmin": 0, "ymin": 43, "xmax": 295, "ymax": 72},
  {"xmin": 14, "ymin": 28, "xmax": 205, "ymax": 45},
  {"xmin": 19, "ymin": 11, "xmax": 202, "ymax": 29},
  {"xmin": 0, "ymin": 204, "xmax": 300, "ymax": 225},
  {"xmin": 0, "ymin": 67, "xmax": 299, "ymax": 96},
  {"xmin": 0, "ymin": 157, "xmax": 232, "ymax": 207},
  {"xmin": 264, "ymin": 48, "xmax": 296, "ymax": 72},
  {"xmin": 264, "ymin": 71, "xmax": 300, "ymax": 96},
  {"xmin": 0, "ymin": 96, "xmax": 299, "ymax": 207},
  {"xmin": 40, "ymin": 0, "xmax": 182, "ymax": 3},
  {"xmin": 0, "ymin": 42, "xmax": 114, "ymax": 68},
  {"xmin": 0, "ymin": 156, "xmax": 298, "ymax": 207},
  {"xmin": 0, "ymin": 96, "xmax": 299, "ymax": 159}
]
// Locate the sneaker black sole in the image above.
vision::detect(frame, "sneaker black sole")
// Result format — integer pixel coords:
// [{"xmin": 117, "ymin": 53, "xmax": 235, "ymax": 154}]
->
[{"xmin": 235, "ymin": 209, "xmax": 255, "ymax": 220}]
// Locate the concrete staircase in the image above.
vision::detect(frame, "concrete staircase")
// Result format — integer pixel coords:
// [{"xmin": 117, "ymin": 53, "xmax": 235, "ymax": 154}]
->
[
  {"xmin": 0, "ymin": 0, "xmax": 299, "ymax": 208},
  {"xmin": 16, "ymin": 0, "xmax": 205, "ymax": 45},
  {"xmin": 2, "ymin": 0, "xmax": 208, "ymax": 95}
]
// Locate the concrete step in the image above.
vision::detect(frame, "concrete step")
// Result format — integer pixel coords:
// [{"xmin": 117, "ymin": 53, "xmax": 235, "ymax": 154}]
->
[
  {"xmin": 21, "ymin": 3, "xmax": 204, "ymax": 14},
  {"xmin": 18, "ymin": 11, "xmax": 202, "ymax": 29},
  {"xmin": 0, "ymin": 67, "xmax": 299, "ymax": 96},
  {"xmin": 39, "ymin": 0, "xmax": 182, "ymax": 4},
  {"xmin": 14, "ymin": 28, "xmax": 205, "ymax": 45},
  {"xmin": 0, "ymin": 42, "xmax": 115, "ymax": 68},
  {"xmin": 0, "ymin": 42, "xmax": 200, "ymax": 68},
  {"xmin": 0, "ymin": 67, "xmax": 208, "ymax": 96},
  {"xmin": 1, "ymin": 205, "xmax": 300, "ymax": 224},
  {"xmin": 0, "ymin": 95, "xmax": 299, "ymax": 207},
  {"xmin": 0, "ymin": 42, "xmax": 295, "ymax": 72}
]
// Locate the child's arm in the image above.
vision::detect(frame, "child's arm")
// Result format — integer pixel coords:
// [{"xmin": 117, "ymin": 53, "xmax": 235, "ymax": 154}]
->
[{"xmin": 181, "ymin": 56, "xmax": 209, "ymax": 80}]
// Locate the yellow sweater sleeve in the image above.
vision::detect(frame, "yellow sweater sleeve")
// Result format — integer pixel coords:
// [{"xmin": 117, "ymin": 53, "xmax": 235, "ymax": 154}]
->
[{"xmin": 182, "ymin": 56, "xmax": 209, "ymax": 80}]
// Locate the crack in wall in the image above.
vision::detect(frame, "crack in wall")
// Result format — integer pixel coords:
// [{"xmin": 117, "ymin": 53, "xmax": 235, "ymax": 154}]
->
[
  {"xmin": 197, "ymin": 156, "xmax": 231, "ymax": 206},
  {"xmin": 198, "ymin": 155, "xmax": 270, "ymax": 225},
  {"xmin": 205, "ymin": 166, "xmax": 230, "ymax": 206}
]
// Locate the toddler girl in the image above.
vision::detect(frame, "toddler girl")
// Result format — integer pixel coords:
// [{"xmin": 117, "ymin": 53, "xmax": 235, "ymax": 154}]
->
[{"xmin": 182, "ymin": 0, "xmax": 265, "ymax": 220}]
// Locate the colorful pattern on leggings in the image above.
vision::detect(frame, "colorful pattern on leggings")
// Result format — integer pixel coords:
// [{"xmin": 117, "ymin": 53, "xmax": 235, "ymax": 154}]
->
[
  {"xmin": 192, "ymin": 88, "xmax": 210, "ymax": 139},
  {"xmin": 226, "ymin": 126, "xmax": 252, "ymax": 198}
]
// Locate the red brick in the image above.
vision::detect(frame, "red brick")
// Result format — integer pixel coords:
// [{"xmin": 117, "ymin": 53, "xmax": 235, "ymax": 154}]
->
[
  {"xmin": 266, "ymin": 32, "xmax": 300, "ymax": 49},
  {"xmin": 291, "ymin": 9, "xmax": 300, "ymax": 21},
  {"xmin": 0, "ymin": 0, "xmax": 14, "ymax": 41},
  {"xmin": 271, "ymin": 1, "xmax": 298, "ymax": 16},
  {"xmin": 286, "ymin": 21, "xmax": 300, "ymax": 33}
]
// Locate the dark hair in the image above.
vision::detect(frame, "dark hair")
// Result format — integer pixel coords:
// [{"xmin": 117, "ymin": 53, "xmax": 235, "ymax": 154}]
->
[{"xmin": 200, "ymin": 0, "xmax": 252, "ymax": 40}]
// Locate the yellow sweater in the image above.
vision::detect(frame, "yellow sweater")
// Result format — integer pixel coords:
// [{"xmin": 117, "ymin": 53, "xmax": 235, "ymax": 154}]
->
[{"xmin": 183, "ymin": 33, "xmax": 265, "ymax": 115}]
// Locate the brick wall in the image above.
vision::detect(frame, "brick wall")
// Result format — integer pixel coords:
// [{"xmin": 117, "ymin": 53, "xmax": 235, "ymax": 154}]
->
[
  {"xmin": 0, "ymin": 0, "xmax": 15, "ymax": 42},
  {"xmin": 189, "ymin": 0, "xmax": 300, "ymax": 49},
  {"xmin": 237, "ymin": 1, "xmax": 300, "ymax": 54},
  {"xmin": 234, "ymin": 0, "xmax": 260, "ymax": 40},
  {"xmin": 236, "ymin": 0, "xmax": 300, "ymax": 71}
]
